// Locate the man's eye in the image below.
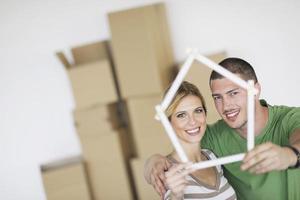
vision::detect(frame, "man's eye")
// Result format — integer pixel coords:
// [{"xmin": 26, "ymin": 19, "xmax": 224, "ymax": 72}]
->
[
  {"xmin": 195, "ymin": 108, "xmax": 204, "ymax": 113},
  {"xmin": 230, "ymin": 91, "xmax": 238, "ymax": 96},
  {"xmin": 213, "ymin": 96, "xmax": 221, "ymax": 101}
]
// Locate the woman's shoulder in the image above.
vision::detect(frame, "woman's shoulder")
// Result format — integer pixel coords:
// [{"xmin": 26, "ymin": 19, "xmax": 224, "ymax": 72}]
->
[{"xmin": 201, "ymin": 149, "xmax": 217, "ymax": 159}]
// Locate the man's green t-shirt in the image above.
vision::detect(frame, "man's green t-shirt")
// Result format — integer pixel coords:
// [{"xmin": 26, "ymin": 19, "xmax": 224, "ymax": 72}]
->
[{"xmin": 202, "ymin": 100, "xmax": 300, "ymax": 200}]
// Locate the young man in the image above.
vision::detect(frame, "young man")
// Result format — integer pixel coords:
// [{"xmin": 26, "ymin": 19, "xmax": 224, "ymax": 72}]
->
[{"xmin": 144, "ymin": 58, "xmax": 300, "ymax": 200}]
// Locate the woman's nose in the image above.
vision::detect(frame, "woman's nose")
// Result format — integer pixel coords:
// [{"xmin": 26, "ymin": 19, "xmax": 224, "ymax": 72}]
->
[{"xmin": 187, "ymin": 115, "xmax": 196, "ymax": 125}]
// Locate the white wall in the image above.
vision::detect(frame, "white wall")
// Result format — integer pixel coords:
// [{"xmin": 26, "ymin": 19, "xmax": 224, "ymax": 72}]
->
[{"xmin": 0, "ymin": 0, "xmax": 299, "ymax": 199}]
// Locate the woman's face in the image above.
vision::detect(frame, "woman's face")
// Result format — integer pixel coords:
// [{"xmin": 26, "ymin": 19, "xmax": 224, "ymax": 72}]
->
[{"xmin": 170, "ymin": 95, "xmax": 207, "ymax": 144}]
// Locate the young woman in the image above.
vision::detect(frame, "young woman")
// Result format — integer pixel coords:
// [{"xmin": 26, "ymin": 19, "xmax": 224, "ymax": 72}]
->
[{"xmin": 163, "ymin": 81, "xmax": 236, "ymax": 200}]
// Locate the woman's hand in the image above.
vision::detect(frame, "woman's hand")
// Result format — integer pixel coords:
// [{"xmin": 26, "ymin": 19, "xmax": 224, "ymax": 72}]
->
[{"xmin": 165, "ymin": 163, "xmax": 193, "ymax": 200}]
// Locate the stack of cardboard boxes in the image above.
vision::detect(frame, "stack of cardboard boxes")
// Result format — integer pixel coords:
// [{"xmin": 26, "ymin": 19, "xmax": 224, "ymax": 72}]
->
[
  {"xmin": 108, "ymin": 3, "xmax": 175, "ymax": 200},
  {"xmin": 44, "ymin": 41, "xmax": 133, "ymax": 200},
  {"xmin": 42, "ymin": 2, "xmax": 228, "ymax": 200},
  {"xmin": 68, "ymin": 41, "xmax": 133, "ymax": 200}
]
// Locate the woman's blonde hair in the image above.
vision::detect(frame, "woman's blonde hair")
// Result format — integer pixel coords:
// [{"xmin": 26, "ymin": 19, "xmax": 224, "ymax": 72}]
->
[{"xmin": 165, "ymin": 81, "xmax": 207, "ymax": 118}]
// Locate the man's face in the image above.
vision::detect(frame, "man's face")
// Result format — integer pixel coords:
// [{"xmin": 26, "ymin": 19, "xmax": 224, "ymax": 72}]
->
[{"xmin": 210, "ymin": 76, "xmax": 248, "ymax": 130}]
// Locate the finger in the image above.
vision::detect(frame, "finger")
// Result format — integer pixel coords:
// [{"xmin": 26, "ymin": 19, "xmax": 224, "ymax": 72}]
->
[
  {"xmin": 250, "ymin": 155, "xmax": 278, "ymax": 174},
  {"xmin": 152, "ymin": 176, "xmax": 164, "ymax": 195},
  {"xmin": 162, "ymin": 160, "xmax": 172, "ymax": 187},
  {"xmin": 242, "ymin": 143, "xmax": 274, "ymax": 169},
  {"xmin": 241, "ymin": 148, "xmax": 276, "ymax": 171},
  {"xmin": 153, "ymin": 161, "xmax": 167, "ymax": 176},
  {"xmin": 165, "ymin": 172, "xmax": 184, "ymax": 185},
  {"xmin": 168, "ymin": 171, "xmax": 189, "ymax": 186},
  {"xmin": 153, "ymin": 184, "xmax": 163, "ymax": 196},
  {"xmin": 165, "ymin": 165, "xmax": 187, "ymax": 181},
  {"xmin": 169, "ymin": 179, "xmax": 188, "ymax": 197},
  {"xmin": 158, "ymin": 171, "xmax": 167, "ymax": 186},
  {"xmin": 175, "ymin": 183, "xmax": 187, "ymax": 193},
  {"xmin": 160, "ymin": 194, "xmax": 164, "ymax": 200},
  {"xmin": 182, "ymin": 162, "xmax": 193, "ymax": 168},
  {"xmin": 185, "ymin": 162, "xmax": 196, "ymax": 173},
  {"xmin": 166, "ymin": 172, "xmax": 189, "ymax": 190},
  {"xmin": 151, "ymin": 173, "xmax": 166, "ymax": 196},
  {"xmin": 155, "ymin": 176, "xmax": 166, "ymax": 193},
  {"xmin": 167, "ymin": 177, "xmax": 187, "ymax": 191},
  {"xmin": 165, "ymin": 164, "xmax": 185, "ymax": 178},
  {"xmin": 169, "ymin": 170, "xmax": 189, "ymax": 184},
  {"xmin": 151, "ymin": 168, "xmax": 163, "ymax": 184},
  {"xmin": 150, "ymin": 174, "xmax": 157, "ymax": 187},
  {"xmin": 165, "ymin": 159, "xmax": 172, "ymax": 169},
  {"xmin": 243, "ymin": 142, "xmax": 273, "ymax": 163},
  {"xmin": 171, "ymin": 184, "xmax": 186, "ymax": 198}
]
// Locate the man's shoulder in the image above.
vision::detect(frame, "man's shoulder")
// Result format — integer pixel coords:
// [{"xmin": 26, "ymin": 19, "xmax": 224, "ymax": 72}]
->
[
  {"xmin": 262, "ymin": 99, "xmax": 298, "ymax": 112},
  {"xmin": 261, "ymin": 99, "xmax": 300, "ymax": 119},
  {"xmin": 208, "ymin": 120, "xmax": 226, "ymax": 130},
  {"xmin": 206, "ymin": 120, "xmax": 231, "ymax": 135},
  {"xmin": 272, "ymin": 104, "xmax": 299, "ymax": 112},
  {"xmin": 268, "ymin": 102, "xmax": 300, "ymax": 118},
  {"xmin": 203, "ymin": 121, "xmax": 235, "ymax": 155}
]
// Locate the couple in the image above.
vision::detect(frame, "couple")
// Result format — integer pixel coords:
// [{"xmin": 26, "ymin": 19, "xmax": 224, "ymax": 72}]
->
[{"xmin": 144, "ymin": 58, "xmax": 300, "ymax": 200}]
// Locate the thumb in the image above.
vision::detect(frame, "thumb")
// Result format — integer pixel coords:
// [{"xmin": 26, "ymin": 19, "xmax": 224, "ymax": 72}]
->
[
  {"xmin": 165, "ymin": 159, "xmax": 172, "ymax": 170},
  {"xmin": 185, "ymin": 162, "xmax": 197, "ymax": 174}
]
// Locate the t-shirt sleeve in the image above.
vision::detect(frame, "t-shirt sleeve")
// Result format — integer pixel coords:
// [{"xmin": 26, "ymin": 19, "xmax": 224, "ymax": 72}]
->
[{"xmin": 281, "ymin": 107, "xmax": 300, "ymax": 138}]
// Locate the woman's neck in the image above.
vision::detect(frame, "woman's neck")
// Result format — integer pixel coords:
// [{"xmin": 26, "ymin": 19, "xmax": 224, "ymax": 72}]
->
[{"xmin": 171, "ymin": 143, "xmax": 203, "ymax": 163}]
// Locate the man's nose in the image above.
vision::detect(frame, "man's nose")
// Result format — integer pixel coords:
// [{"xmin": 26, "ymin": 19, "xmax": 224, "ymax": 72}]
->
[{"xmin": 223, "ymin": 96, "xmax": 232, "ymax": 111}]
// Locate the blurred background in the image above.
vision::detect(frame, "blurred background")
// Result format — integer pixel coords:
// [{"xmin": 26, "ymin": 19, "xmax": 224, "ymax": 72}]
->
[{"xmin": 0, "ymin": 0, "xmax": 299, "ymax": 199}]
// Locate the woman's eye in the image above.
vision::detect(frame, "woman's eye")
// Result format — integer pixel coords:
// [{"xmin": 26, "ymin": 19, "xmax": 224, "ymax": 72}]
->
[{"xmin": 176, "ymin": 113, "xmax": 186, "ymax": 118}]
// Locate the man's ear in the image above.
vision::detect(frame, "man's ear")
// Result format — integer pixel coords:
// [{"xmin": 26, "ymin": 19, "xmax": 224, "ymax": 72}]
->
[{"xmin": 254, "ymin": 82, "xmax": 261, "ymax": 99}]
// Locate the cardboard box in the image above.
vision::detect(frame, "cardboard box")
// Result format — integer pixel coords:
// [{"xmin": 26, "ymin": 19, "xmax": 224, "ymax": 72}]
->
[
  {"xmin": 74, "ymin": 103, "xmax": 119, "ymax": 135},
  {"xmin": 80, "ymin": 131, "xmax": 133, "ymax": 200},
  {"xmin": 183, "ymin": 52, "xmax": 227, "ymax": 124},
  {"xmin": 71, "ymin": 41, "xmax": 110, "ymax": 65},
  {"xmin": 108, "ymin": 3, "xmax": 174, "ymax": 98},
  {"xmin": 67, "ymin": 60, "xmax": 117, "ymax": 108},
  {"xmin": 117, "ymin": 127, "xmax": 137, "ymax": 160},
  {"xmin": 41, "ymin": 157, "xmax": 91, "ymax": 200},
  {"xmin": 131, "ymin": 158, "xmax": 160, "ymax": 200},
  {"xmin": 126, "ymin": 95, "xmax": 172, "ymax": 158},
  {"xmin": 56, "ymin": 40, "xmax": 118, "ymax": 109}
]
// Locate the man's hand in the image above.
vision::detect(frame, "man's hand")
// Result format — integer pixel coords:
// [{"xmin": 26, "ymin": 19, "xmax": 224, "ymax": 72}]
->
[
  {"xmin": 241, "ymin": 142, "xmax": 297, "ymax": 174},
  {"xmin": 144, "ymin": 154, "xmax": 172, "ymax": 198}
]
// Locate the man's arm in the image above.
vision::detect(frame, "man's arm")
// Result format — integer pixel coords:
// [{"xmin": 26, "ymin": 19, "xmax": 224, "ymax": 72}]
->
[
  {"xmin": 289, "ymin": 128, "xmax": 300, "ymax": 152},
  {"xmin": 144, "ymin": 154, "xmax": 172, "ymax": 198},
  {"xmin": 241, "ymin": 128, "xmax": 300, "ymax": 174}
]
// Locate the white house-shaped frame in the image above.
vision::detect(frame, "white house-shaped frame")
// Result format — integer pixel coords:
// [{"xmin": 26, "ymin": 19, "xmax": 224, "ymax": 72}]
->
[{"xmin": 155, "ymin": 52, "xmax": 258, "ymax": 170}]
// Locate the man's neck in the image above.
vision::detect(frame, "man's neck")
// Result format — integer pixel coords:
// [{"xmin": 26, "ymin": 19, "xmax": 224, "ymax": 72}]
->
[{"xmin": 238, "ymin": 101, "xmax": 269, "ymax": 138}]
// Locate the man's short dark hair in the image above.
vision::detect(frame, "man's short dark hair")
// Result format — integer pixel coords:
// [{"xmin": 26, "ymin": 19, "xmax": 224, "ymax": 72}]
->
[{"xmin": 209, "ymin": 57, "xmax": 258, "ymax": 83}]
